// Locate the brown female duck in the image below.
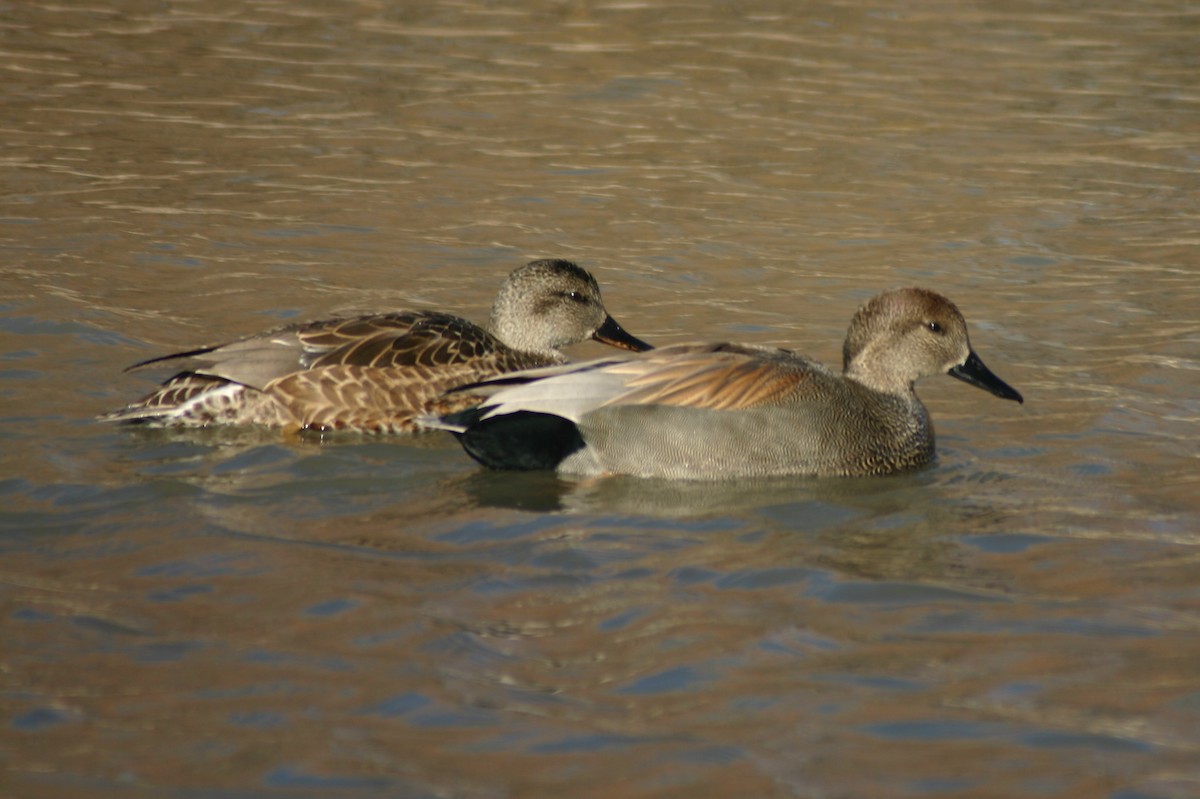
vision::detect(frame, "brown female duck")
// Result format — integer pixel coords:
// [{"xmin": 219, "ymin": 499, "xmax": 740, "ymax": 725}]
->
[{"xmin": 102, "ymin": 259, "xmax": 651, "ymax": 433}]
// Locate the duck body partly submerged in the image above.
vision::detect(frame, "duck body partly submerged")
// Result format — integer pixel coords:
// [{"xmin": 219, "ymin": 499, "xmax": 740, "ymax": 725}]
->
[
  {"xmin": 431, "ymin": 288, "xmax": 1023, "ymax": 478},
  {"xmin": 101, "ymin": 259, "xmax": 651, "ymax": 433}
]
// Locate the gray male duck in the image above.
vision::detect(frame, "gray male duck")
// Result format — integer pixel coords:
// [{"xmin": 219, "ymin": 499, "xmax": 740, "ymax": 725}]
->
[
  {"xmin": 101, "ymin": 259, "xmax": 652, "ymax": 433},
  {"xmin": 430, "ymin": 287, "xmax": 1023, "ymax": 478}
]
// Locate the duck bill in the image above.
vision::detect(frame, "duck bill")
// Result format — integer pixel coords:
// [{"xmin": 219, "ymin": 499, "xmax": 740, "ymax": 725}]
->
[
  {"xmin": 948, "ymin": 350, "xmax": 1023, "ymax": 403},
  {"xmin": 592, "ymin": 315, "xmax": 653, "ymax": 352}
]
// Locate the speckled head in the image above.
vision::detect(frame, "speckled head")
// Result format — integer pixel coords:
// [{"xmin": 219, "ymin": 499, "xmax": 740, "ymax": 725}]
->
[
  {"xmin": 487, "ymin": 259, "xmax": 651, "ymax": 358},
  {"xmin": 843, "ymin": 287, "xmax": 1022, "ymax": 402}
]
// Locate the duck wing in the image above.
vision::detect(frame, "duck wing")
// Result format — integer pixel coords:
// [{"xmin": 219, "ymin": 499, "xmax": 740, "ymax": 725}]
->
[
  {"xmin": 467, "ymin": 343, "xmax": 827, "ymax": 423},
  {"xmin": 262, "ymin": 313, "xmax": 553, "ymax": 432},
  {"xmin": 598, "ymin": 343, "xmax": 817, "ymax": 411},
  {"xmin": 300, "ymin": 311, "xmax": 515, "ymax": 370},
  {"xmin": 123, "ymin": 311, "xmax": 521, "ymax": 390}
]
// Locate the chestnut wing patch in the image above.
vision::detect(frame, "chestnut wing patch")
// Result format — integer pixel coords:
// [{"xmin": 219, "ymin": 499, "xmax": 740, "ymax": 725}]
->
[{"xmin": 602, "ymin": 344, "xmax": 812, "ymax": 411}]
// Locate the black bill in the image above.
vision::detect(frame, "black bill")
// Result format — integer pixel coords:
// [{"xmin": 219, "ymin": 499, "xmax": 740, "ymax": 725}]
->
[
  {"xmin": 592, "ymin": 315, "xmax": 653, "ymax": 353},
  {"xmin": 948, "ymin": 350, "xmax": 1023, "ymax": 403}
]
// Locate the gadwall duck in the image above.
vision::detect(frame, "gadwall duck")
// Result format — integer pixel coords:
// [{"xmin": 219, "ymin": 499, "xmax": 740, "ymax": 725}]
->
[
  {"xmin": 101, "ymin": 259, "xmax": 652, "ymax": 433},
  {"xmin": 429, "ymin": 287, "xmax": 1023, "ymax": 478}
]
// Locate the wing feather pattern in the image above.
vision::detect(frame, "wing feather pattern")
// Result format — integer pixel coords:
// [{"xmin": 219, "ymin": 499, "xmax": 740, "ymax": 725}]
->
[
  {"xmin": 299, "ymin": 312, "xmax": 500, "ymax": 370},
  {"xmin": 599, "ymin": 343, "xmax": 810, "ymax": 411},
  {"xmin": 106, "ymin": 311, "xmax": 556, "ymax": 430},
  {"xmin": 470, "ymin": 343, "xmax": 818, "ymax": 427}
]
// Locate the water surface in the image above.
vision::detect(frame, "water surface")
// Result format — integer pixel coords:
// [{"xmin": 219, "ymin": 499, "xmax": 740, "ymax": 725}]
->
[{"xmin": 2, "ymin": 1, "xmax": 1198, "ymax": 797}]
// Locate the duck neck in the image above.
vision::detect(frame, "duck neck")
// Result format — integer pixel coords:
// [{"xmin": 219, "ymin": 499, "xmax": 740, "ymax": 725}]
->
[
  {"xmin": 844, "ymin": 350, "xmax": 918, "ymax": 398},
  {"xmin": 487, "ymin": 312, "xmax": 563, "ymax": 361}
]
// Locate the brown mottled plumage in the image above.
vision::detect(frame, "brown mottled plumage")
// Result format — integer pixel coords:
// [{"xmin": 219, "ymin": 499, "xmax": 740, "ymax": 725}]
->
[{"xmin": 100, "ymin": 260, "xmax": 651, "ymax": 433}]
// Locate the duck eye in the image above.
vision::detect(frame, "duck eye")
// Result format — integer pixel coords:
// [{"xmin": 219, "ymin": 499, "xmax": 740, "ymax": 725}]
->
[
  {"xmin": 563, "ymin": 290, "xmax": 587, "ymax": 304},
  {"xmin": 926, "ymin": 321, "xmax": 944, "ymax": 334}
]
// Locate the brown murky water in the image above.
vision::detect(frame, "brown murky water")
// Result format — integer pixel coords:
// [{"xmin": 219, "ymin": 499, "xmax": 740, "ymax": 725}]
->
[{"xmin": 2, "ymin": 1, "xmax": 1198, "ymax": 797}]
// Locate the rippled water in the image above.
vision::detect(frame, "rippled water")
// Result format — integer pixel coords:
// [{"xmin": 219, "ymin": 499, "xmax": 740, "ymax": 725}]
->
[{"xmin": 3, "ymin": 1, "xmax": 1198, "ymax": 797}]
